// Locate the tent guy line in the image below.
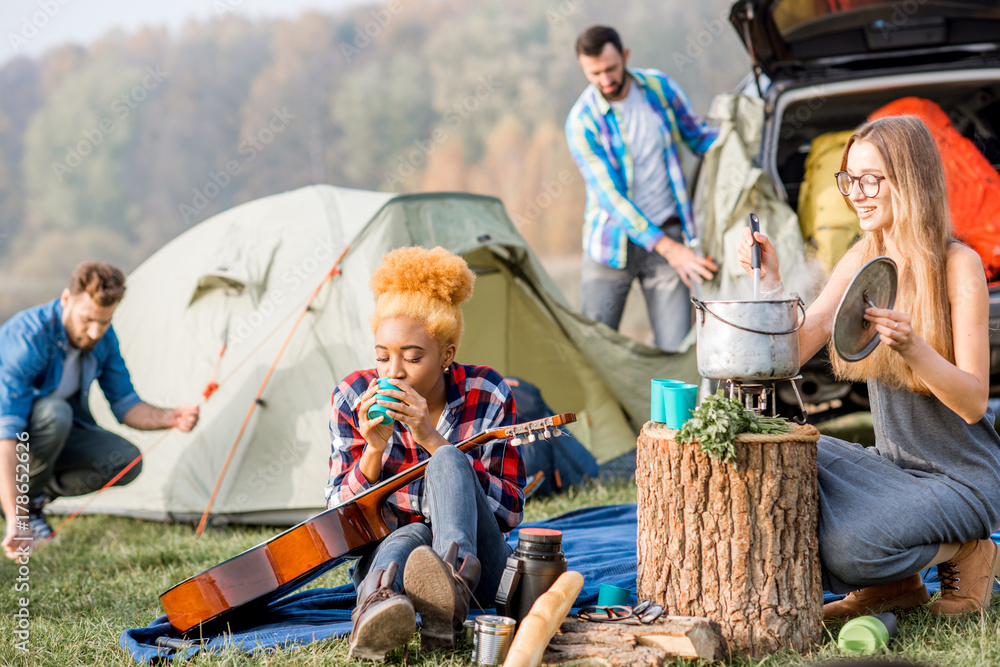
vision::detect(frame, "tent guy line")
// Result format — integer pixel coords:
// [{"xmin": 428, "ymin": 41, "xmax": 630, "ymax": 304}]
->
[
  {"xmin": 195, "ymin": 208, "xmax": 385, "ymax": 534},
  {"xmin": 194, "ymin": 249, "xmax": 349, "ymax": 534},
  {"xmin": 46, "ymin": 339, "xmax": 229, "ymax": 540}
]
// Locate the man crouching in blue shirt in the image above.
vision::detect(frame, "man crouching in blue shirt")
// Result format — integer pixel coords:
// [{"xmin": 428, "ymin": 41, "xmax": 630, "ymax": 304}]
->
[{"xmin": 0, "ymin": 262, "xmax": 199, "ymax": 559}]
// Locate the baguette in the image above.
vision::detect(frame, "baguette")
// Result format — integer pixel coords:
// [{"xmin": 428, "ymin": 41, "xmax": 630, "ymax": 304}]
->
[{"xmin": 501, "ymin": 570, "xmax": 585, "ymax": 667}]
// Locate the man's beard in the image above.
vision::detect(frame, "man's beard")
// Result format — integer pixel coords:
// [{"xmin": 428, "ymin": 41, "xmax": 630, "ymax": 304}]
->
[
  {"xmin": 601, "ymin": 75, "xmax": 628, "ymax": 101},
  {"xmin": 67, "ymin": 330, "xmax": 97, "ymax": 351}
]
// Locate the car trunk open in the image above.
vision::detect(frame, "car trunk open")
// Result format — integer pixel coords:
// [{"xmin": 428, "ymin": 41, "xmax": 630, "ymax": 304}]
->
[{"xmin": 731, "ymin": 0, "xmax": 1000, "ymax": 81}]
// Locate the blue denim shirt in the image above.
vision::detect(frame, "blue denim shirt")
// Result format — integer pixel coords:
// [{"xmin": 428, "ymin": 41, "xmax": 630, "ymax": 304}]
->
[{"xmin": 0, "ymin": 298, "xmax": 142, "ymax": 439}]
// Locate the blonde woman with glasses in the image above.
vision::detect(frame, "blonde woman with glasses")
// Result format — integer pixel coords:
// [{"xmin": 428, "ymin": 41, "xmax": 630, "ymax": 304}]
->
[{"xmin": 739, "ymin": 115, "xmax": 1000, "ymax": 620}]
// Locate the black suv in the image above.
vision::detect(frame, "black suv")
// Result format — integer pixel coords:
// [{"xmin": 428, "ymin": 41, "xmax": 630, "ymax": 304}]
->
[{"xmin": 722, "ymin": 0, "xmax": 1000, "ymax": 419}]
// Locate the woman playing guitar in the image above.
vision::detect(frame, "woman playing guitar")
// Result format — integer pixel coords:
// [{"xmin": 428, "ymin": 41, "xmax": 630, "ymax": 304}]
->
[{"xmin": 325, "ymin": 246, "xmax": 525, "ymax": 661}]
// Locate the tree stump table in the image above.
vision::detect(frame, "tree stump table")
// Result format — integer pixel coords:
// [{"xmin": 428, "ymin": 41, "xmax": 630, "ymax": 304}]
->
[{"xmin": 635, "ymin": 421, "xmax": 823, "ymax": 657}]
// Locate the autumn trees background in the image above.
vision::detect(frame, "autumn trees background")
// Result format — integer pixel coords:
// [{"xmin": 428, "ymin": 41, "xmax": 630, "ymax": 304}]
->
[{"xmin": 0, "ymin": 0, "xmax": 747, "ymax": 321}]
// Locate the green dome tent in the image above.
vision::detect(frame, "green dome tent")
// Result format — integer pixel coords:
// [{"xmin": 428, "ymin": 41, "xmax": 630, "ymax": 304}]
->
[{"xmin": 51, "ymin": 185, "xmax": 698, "ymax": 525}]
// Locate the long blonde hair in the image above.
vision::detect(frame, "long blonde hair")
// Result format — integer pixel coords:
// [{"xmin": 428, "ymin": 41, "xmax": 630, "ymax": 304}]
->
[{"xmin": 829, "ymin": 116, "xmax": 953, "ymax": 394}]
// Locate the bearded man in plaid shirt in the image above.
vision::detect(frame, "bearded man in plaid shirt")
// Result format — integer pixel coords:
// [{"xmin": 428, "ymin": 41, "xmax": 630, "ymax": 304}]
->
[{"xmin": 567, "ymin": 25, "xmax": 719, "ymax": 351}]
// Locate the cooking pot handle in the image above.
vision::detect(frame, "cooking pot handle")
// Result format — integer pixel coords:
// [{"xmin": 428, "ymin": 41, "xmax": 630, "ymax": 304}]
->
[{"xmin": 690, "ymin": 297, "xmax": 806, "ymax": 336}]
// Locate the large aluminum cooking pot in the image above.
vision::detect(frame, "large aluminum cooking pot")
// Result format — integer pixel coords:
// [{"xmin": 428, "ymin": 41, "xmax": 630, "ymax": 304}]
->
[{"xmin": 691, "ymin": 297, "xmax": 806, "ymax": 381}]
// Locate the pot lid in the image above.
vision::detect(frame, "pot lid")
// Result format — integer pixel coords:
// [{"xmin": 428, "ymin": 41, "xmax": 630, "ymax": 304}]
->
[
  {"xmin": 729, "ymin": 0, "xmax": 1000, "ymax": 80},
  {"xmin": 832, "ymin": 256, "xmax": 898, "ymax": 362}
]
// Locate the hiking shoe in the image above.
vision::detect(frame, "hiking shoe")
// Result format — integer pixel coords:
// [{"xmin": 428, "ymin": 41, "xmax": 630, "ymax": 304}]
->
[
  {"xmin": 27, "ymin": 495, "xmax": 53, "ymax": 540},
  {"xmin": 930, "ymin": 538, "xmax": 1000, "ymax": 616},
  {"xmin": 823, "ymin": 573, "xmax": 929, "ymax": 621},
  {"xmin": 404, "ymin": 542, "xmax": 481, "ymax": 651},
  {"xmin": 349, "ymin": 561, "xmax": 415, "ymax": 661}
]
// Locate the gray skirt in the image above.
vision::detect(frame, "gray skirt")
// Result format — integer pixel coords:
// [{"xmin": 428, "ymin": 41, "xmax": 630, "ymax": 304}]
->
[{"xmin": 817, "ymin": 435, "xmax": 992, "ymax": 593}]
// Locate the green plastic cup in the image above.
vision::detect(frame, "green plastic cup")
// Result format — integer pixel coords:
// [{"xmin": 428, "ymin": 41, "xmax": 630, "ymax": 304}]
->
[
  {"xmin": 661, "ymin": 383, "xmax": 698, "ymax": 429},
  {"xmin": 837, "ymin": 613, "xmax": 896, "ymax": 655},
  {"xmin": 650, "ymin": 379, "xmax": 685, "ymax": 423},
  {"xmin": 367, "ymin": 377, "xmax": 402, "ymax": 425}
]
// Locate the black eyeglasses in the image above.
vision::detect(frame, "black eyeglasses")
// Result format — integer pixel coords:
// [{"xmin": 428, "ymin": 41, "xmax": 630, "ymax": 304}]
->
[
  {"xmin": 577, "ymin": 605, "xmax": 631, "ymax": 622},
  {"xmin": 834, "ymin": 171, "xmax": 885, "ymax": 198},
  {"xmin": 576, "ymin": 600, "xmax": 665, "ymax": 624}
]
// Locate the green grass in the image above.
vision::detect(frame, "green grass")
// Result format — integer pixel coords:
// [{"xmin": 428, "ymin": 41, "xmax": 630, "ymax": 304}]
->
[
  {"xmin": 0, "ymin": 480, "xmax": 637, "ymax": 667},
  {"xmin": 5, "ymin": 440, "xmax": 1000, "ymax": 667}
]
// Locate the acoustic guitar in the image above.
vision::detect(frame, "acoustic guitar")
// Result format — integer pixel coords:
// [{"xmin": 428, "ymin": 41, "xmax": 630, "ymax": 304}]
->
[{"xmin": 160, "ymin": 412, "xmax": 577, "ymax": 636}]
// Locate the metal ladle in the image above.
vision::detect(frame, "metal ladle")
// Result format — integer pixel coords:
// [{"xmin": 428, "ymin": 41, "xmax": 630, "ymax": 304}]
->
[{"xmin": 749, "ymin": 213, "xmax": 761, "ymax": 300}]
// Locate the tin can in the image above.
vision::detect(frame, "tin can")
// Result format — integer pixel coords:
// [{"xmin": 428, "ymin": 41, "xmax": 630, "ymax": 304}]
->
[
  {"xmin": 472, "ymin": 615, "xmax": 516, "ymax": 666},
  {"xmin": 462, "ymin": 618, "xmax": 476, "ymax": 649}
]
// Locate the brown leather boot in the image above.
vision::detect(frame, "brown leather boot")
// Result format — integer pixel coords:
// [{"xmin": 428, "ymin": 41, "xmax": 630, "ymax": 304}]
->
[
  {"xmin": 404, "ymin": 542, "xmax": 481, "ymax": 651},
  {"xmin": 930, "ymin": 538, "xmax": 1000, "ymax": 616},
  {"xmin": 823, "ymin": 573, "xmax": 930, "ymax": 621},
  {"xmin": 349, "ymin": 562, "xmax": 416, "ymax": 661}
]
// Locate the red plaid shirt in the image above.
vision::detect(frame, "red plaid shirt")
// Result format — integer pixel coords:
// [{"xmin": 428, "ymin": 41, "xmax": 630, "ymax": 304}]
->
[{"xmin": 325, "ymin": 363, "xmax": 525, "ymax": 532}]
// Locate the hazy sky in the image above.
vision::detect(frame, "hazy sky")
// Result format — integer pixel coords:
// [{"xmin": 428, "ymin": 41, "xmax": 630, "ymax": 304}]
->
[{"xmin": 1, "ymin": 0, "xmax": 370, "ymax": 64}]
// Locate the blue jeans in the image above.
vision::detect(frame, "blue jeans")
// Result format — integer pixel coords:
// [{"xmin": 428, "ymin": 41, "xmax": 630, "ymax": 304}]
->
[
  {"xmin": 351, "ymin": 446, "xmax": 514, "ymax": 607},
  {"xmin": 581, "ymin": 222, "xmax": 690, "ymax": 351},
  {"xmin": 26, "ymin": 396, "xmax": 142, "ymax": 499}
]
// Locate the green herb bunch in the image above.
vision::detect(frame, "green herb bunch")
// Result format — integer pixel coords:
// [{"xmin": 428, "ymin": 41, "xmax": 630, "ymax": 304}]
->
[{"xmin": 675, "ymin": 390, "xmax": 793, "ymax": 465}]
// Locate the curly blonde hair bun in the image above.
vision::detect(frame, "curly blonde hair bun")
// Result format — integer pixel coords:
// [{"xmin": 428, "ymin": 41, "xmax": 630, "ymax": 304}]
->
[{"xmin": 370, "ymin": 246, "xmax": 475, "ymax": 347}]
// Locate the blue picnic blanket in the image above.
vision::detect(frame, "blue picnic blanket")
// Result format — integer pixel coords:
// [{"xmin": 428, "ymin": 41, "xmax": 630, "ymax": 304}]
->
[
  {"xmin": 120, "ymin": 504, "xmax": 1000, "ymax": 663},
  {"xmin": 121, "ymin": 504, "xmax": 637, "ymax": 663}
]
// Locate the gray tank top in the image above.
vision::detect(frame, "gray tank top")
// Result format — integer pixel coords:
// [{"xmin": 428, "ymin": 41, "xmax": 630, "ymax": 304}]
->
[{"xmin": 870, "ymin": 379, "xmax": 1000, "ymax": 532}]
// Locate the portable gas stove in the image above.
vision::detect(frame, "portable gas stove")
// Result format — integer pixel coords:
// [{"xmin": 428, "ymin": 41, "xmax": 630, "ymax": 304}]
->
[{"xmin": 723, "ymin": 376, "xmax": 808, "ymax": 423}]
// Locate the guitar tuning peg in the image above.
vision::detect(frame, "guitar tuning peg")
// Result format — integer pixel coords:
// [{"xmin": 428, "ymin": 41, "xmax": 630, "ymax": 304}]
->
[
  {"xmin": 542, "ymin": 429, "xmax": 552, "ymax": 439},
  {"xmin": 527, "ymin": 432, "xmax": 537, "ymax": 443},
  {"xmin": 510, "ymin": 437, "xmax": 522, "ymax": 446}
]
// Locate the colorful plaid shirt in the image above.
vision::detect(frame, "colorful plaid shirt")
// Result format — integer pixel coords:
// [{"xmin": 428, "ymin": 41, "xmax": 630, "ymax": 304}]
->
[
  {"xmin": 565, "ymin": 68, "xmax": 718, "ymax": 269},
  {"xmin": 325, "ymin": 362, "xmax": 525, "ymax": 533}
]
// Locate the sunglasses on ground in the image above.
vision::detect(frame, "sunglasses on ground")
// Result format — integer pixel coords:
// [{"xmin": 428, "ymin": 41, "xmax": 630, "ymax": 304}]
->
[{"xmin": 576, "ymin": 599, "xmax": 665, "ymax": 624}]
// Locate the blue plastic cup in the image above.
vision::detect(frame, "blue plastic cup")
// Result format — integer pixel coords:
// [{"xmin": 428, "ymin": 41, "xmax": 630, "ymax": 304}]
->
[
  {"xmin": 650, "ymin": 379, "xmax": 685, "ymax": 423},
  {"xmin": 367, "ymin": 377, "xmax": 402, "ymax": 425},
  {"xmin": 661, "ymin": 383, "xmax": 698, "ymax": 428},
  {"xmin": 597, "ymin": 583, "xmax": 631, "ymax": 607}
]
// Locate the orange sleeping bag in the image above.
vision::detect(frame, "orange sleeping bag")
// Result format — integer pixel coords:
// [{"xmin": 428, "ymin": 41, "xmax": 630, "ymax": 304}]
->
[{"xmin": 870, "ymin": 97, "xmax": 1000, "ymax": 279}]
